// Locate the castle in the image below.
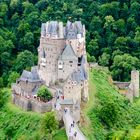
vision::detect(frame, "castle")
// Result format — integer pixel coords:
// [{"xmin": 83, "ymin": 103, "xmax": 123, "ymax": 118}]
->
[{"xmin": 12, "ymin": 21, "xmax": 89, "ymax": 116}]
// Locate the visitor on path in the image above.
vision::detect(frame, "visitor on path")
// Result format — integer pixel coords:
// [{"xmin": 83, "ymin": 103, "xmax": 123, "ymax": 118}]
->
[
  {"xmin": 64, "ymin": 108, "xmax": 67, "ymax": 113},
  {"xmin": 73, "ymin": 120, "xmax": 75, "ymax": 126},
  {"xmin": 54, "ymin": 103, "xmax": 56, "ymax": 108},
  {"xmin": 74, "ymin": 131, "xmax": 77, "ymax": 137}
]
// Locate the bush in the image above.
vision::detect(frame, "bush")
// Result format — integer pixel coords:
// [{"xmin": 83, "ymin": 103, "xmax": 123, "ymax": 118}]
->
[
  {"xmin": 8, "ymin": 71, "xmax": 20, "ymax": 87},
  {"xmin": 0, "ymin": 89, "xmax": 9, "ymax": 108},
  {"xmin": 41, "ymin": 112, "xmax": 58, "ymax": 138},
  {"xmin": 0, "ymin": 77, "xmax": 4, "ymax": 88},
  {"xmin": 37, "ymin": 85, "xmax": 52, "ymax": 101}
]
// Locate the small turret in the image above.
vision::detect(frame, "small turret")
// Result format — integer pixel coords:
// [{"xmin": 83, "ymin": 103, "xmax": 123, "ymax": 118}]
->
[{"xmin": 131, "ymin": 70, "xmax": 139, "ymax": 97}]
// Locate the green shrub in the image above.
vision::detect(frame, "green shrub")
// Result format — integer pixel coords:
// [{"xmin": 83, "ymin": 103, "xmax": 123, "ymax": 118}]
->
[
  {"xmin": 0, "ymin": 89, "xmax": 9, "ymax": 108},
  {"xmin": 37, "ymin": 85, "xmax": 52, "ymax": 101},
  {"xmin": 41, "ymin": 112, "xmax": 59, "ymax": 139}
]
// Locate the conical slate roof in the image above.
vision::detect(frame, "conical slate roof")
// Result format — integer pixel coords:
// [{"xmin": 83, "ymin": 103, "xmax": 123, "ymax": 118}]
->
[{"xmin": 59, "ymin": 45, "xmax": 77, "ymax": 60}]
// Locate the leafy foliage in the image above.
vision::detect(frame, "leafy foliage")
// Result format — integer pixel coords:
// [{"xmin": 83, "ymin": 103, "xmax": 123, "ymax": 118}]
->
[
  {"xmin": 37, "ymin": 85, "xmax": 52, "ymax": 101},
  {"xmin": 86, "ymin": 68, "xmax": 140, "ymax": 139},
  {"xmin": 0, "ymin": 89, "xmax": 9, "ymax": 108},
  {"xmin": 41, "ymin": 112, "xmax": 59, "ymax": 138},
  {"xmin": 0, "ymin": 0, "xmax": 140, "ymax": 83},
  {"xmin": 0, "ymin": 89, "xmax": 66, "ymax": 139},
  {"xmin": 8, "ymin": 71, "xmax": 20, "ymax": 87}
]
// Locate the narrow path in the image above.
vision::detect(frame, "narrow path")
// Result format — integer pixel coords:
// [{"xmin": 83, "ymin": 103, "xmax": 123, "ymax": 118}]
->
[
  {"xmin": 63, "ymin": 108, "xmax": 86, "ymax": 140},
  {"xmin": 54, "ymin": 89, "xmax": 86, "ymax": 140}
]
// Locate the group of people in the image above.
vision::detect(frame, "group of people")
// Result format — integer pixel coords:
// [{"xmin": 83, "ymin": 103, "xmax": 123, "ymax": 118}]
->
[{"xmin": 69, "ymin": 120, "xmax": 78, "ymax": 138}]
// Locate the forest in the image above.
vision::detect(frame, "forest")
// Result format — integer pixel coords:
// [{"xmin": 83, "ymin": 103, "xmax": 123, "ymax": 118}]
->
[
  {"xmin": 0, "ymin": 0, "xmax": 140, "ymax": 84},
  {"xmin": 0, "ymin": 1, "xmax": 140, "ymax": 139}
]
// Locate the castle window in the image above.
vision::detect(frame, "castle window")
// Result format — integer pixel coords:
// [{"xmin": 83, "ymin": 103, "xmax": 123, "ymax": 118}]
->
[{"xmin": 69, "ymin": 61, "xmax": 73, "ymax": 63}]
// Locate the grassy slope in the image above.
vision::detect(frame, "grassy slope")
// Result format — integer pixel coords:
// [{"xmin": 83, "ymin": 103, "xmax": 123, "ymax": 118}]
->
[
  {"xmin": 82, "ymin": 67, "xmax": 140, "ymax": 140},
  {"xmin": 1, "ymin": 68, "xmax": 140, "ymax": 139},
  {"xmin": 0, "ymin": 89, "xmax": 67, "ymax": 140}
]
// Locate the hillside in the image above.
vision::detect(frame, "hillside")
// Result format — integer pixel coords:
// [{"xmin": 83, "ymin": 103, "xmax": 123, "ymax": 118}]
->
[
  {"xmin": 0, "ymin": 68, "xmax": 140, "ymax": 139},
  {"xmin": 81, "ymin": 67, "xmax": 140, "ymax": 140},
  {"xmin": 0, "ymin": 89, "xmax": 67, "ymax": 140},
  {"xmin": 0, "ymin": 0, "xmax": 140, "ymax": 88}
]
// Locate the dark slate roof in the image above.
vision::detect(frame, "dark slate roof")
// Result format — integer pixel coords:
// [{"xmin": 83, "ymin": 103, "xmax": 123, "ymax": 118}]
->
[
  {"xmin": 50, "ymin": 21, "xmax": 58, "ymax": 34},
  {"xmin": 47, "ymin": 22, "xmax": 52, "ymax": 33},
  {"xmin": 41, "ymin": 21, "xmax": 84, "ymax": 39},
  {"xmin": 81, "ymin": 55, "xmax": 86, "ymax": 64},
  {"xmin": 75, "ymin": 21, "xmax": 83, "ymax": 34},
  {"xmin": 46, "ymin": 21, "xmax": 58, "ymax": 34},
  {"xmin": 65, "ymin": 21, "xmax": 84, "ymax": 38},
  {"xmin": 70, "ymin": 66, "xmax": 87, "ymax": 83},
  {"xmin": 41, "ymin": 23, "xmax": 46, "ymax": 36},
  {"xmin": 20, "ymin": 66, "xmax": 41, "ymax": 82},
  {"xmin": 59, "ymin": 45, "xmax": 77, "ymax": 60}
]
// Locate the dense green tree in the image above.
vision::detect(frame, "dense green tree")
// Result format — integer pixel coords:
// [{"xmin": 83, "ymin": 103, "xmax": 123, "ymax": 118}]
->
[
  {"xmin": 8, "ymin": 71, "xmax": 20, "ymax": 87},
  {"xmin": 0, "ymin": 89, "xmax": 9, "ymax": 108},
  {"xmin": 87, "ymin": 39, "xmax": 100, "ymax": 58},
  {"xmin": 99, "ymin": 53, "xmax": 110, "ymax": 66},
  {"xmin": 41, "ymin": 112, "xmax": 58, "ymax": 136},
  {"xmin": 111, "ymin": 54, "xmax": 140, "ymax": 81},
  {"xmin": 0, "ymin": 0, "xmax": 140, "ymax": 83},
  {"xmin": 13, "ymin": 50, "xmax": 34, "ymax": 73},
  {"xmin": 0, "ymin": 77, "xmax": 4, "ymax": 88},
  {"xmin": 37, "ymin": 85, "xmax": 52, "ymax": 101},
  {"xmin": 87, "ymin": 53, "xmax": 96, "ymax": 62},
  {"xmin": 114, "ymin": 37, "xmax": 128, "ymax": 53},
  {"xmin": 0, "ymin": 3, "xmax": 8, "ymax": 18}
]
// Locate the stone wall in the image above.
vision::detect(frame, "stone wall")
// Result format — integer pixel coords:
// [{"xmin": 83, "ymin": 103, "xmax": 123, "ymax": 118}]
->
[
  {"xmin": 58, "ymin": 59, "xmax": 78, "ymax": 80},
  {"xmin": 38, "ymin": 38, "xmax": 65, "ymax": 86},
  {"xmin": 12, "ymin": 94, "xmax": 52, "ymax": 113},
  {"xmin": 113, "ymin": 82, "xmax": 130, "ymax": 89},
  {"xmin": 63, "ymin": 82, "xmax": 81, "ymax": 104}
]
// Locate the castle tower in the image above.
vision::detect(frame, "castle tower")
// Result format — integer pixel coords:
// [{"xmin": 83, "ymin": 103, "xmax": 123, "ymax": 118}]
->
[
  {"xmin": 131, "ymin": 70, "xmax": 139, "ymax": 97},
  {"xmin": 38, "ymin": 21, "xmax": 89, "ymax": 104}
]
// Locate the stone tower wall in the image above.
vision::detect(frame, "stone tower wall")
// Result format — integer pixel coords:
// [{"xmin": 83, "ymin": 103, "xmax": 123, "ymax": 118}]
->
[
  {"xmin": 57, "ymin": 59, "xmax": 78, "ymax": 80},
  {"xmin": 63, "ymin": 82, "xmax": 81, "ymax": 104},
  {"xmin": 131, "ymin": 70, "xmax": 139, "ymax": 97},
  {"xmin": 38, "ymin": 38, "xmax": 65, "ymax": 86}
]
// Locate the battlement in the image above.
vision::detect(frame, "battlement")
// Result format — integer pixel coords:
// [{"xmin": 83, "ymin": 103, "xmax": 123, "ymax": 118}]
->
[{"xmin": 41, "ymin": 21, "xmax": 85, "ymax": 39}]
